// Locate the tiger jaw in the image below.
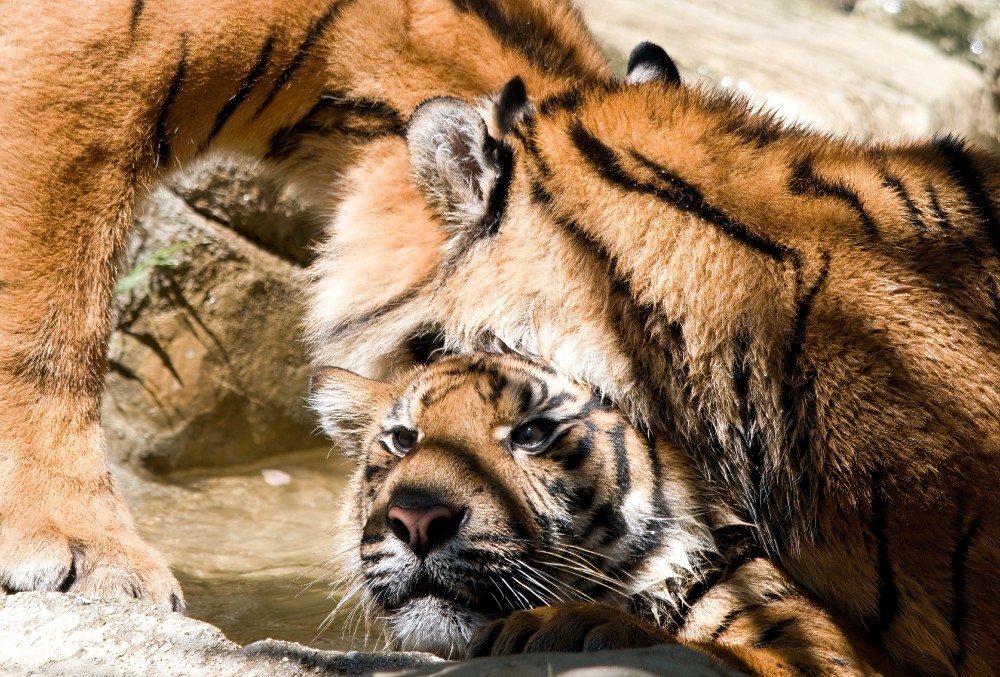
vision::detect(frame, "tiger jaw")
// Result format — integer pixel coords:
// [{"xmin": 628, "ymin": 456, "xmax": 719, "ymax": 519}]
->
[{"xmin": 387, "ymin": 595, "xmax": 488, "ymax": 658}]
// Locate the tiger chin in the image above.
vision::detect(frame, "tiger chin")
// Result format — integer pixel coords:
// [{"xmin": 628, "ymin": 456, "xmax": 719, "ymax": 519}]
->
[{"xmin": 310, "ymin": 354, "xmax": 892, "ymax": 676}]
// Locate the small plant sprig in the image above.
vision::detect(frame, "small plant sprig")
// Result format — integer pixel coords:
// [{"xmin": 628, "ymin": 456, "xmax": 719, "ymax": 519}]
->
[{"xmin": 114, "ymin": 239, "xmax": 213, "ymax": 301}]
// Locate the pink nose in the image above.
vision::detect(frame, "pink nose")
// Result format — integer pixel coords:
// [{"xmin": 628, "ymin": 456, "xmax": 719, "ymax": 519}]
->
[{"xmin": 387, "ymin": 504, "xmax": 457, "ymax": 557}]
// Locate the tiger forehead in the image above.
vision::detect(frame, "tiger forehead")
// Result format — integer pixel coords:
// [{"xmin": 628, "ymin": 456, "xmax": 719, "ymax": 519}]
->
[{"xmin": 385, "ymin": 357, "xmax": 589, "ymax": 427}]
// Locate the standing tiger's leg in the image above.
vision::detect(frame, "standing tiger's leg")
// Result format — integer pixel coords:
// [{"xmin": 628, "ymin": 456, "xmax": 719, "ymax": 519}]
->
[{"xmin": 0, "ymin": 8, "xmax": 185, "ymax": 608}]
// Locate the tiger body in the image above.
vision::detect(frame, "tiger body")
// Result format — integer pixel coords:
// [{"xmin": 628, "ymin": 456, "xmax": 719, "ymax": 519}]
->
[
  {"xmin": 0, "ymin": 0, "xmax": 603, "ymax": 609},
  {"xmin": 311, "ymin": 354, "xmax": 896, "ymax": 676},
  {"xmin": 312, "ymin": 70, "xmax": 1000, "ymax": 675},
  {"xmin": 2, "ymin": 1, "xmax": 999, "ymax": 675}
]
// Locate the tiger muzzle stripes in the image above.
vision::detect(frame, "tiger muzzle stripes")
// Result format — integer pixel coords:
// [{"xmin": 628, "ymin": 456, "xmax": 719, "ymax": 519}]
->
[{"xmin": 311, "ymin": 354, "xmax": 896, "ymax": 676}]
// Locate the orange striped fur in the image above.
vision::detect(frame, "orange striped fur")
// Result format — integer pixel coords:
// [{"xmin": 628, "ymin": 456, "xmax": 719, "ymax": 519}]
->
[{"xmin": 311, "ymin": 354, "xmax": 899, "ymax": 676}]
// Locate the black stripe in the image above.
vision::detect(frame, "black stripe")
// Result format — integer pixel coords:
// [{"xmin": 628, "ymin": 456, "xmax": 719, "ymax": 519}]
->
[
  {"xmin": 610, "ymin": 422, "xmax": 630, "ymax": 496},
  {"xmin": 558, "ymin": 420, "xmax": 596, "ymax": 471},
  {"xmin": 709, "ymin": 606, "xmax": 753, "ymax": 642},
  {"xmin": 449, "ymin": 0, "xmax": 594, "ymax": 80},
  {"xmin": 934, "ymin": 136, "xmax": 1000, "ymax": 253},
  {"xmin": 644, "ymin": 434, "xmax": 669, "ymax": 519},
  {"xmin": 323, "ymin": 274, "xmax": 433, "ymax": 340},
  {"xmin": 360, "ymin": 532, "xmax": 385, "ymax": 545},
  {"xmin": 481, "ymin": 139, "xmax": 514, "ymax": 237},
  {"xmin": 789, "ymin": 155, "xmax": 877, "ymax": 237},
  {"xmin": 129, "ymin": 0, "xmax": 145, "ymax": 33},
  {"xmin": 950, "ymin": 500, "xmax": 981, "ymax": 666},
  {"xmin": 732, "ymin": 330, "xmax": 764, "ymax": 521},
  {"xmin": 783, "ymin": 252, "xmax": 830, "ymax": 401},
  {"xmin": 566, "ymin": 122, "xmax": 789, "ymax": 262},
  {"xmin": 926, "ymin": 182, "xmax": 952, "ymax": 229},
  {"xmin": 266, "ymin": 92, "xmax": 405, "ymax": 161},
  {"xmin": 753, "ymin": 617, "xmax": 795, "ymax": 648},
  {"xmin": 253, "ymin": 0, "xmax": 351, "ymax": 121},
  {"xmin": 364, "ymin": 464, "xmax": 383, "ymax": 481},
  {"xmin": 989, "ymin": 278, "xmax": 1000, "ymax": 327},
  {"xmin": 155, "ymin": 37, "xmax": 188, "ymax": 170},
  {"xmin": 203, "ymin": 31, "xmax": 276, "ymax": 148},
  {"xmin": 882, "ymin": 172, "xmax": 925, "ymax": 231},
  {"xmin": 869, "ymin": 465, "xmax": 899, "ymax": 638}
]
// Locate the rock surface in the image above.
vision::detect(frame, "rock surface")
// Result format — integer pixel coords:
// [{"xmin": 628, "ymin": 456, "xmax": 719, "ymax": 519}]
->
[
  {"xmin": 0, "ymin": 592, "xmax": 438, "ymax": 677},
  {"xmin": 103, "ymin": 160, "xmax": 327, "ymax": 473},
  {"xmin": 0, "ymin": 593, "xmax": 739, "ymax": 677},
  {"xmin": 582, "ymin": 0, "xmax": 999, "ymax": 149}
]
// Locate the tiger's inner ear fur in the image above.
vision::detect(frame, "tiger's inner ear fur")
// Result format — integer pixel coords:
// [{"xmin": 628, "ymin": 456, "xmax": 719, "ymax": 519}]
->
[
  {"xmin": 308, "ymin": 367, "xmax": 392, "ymax": 456},
  {"xmin": 626, "ymin": 41, "xmax": 681, "ymax": 86},
  {"xmin": 406, "ymin": 96, "xmax": 514, "ymax": 250}
]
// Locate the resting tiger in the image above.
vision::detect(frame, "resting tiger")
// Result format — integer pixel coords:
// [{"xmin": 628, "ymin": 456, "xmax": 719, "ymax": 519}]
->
[
  {"xmin": 3, "ymin": 0, "xmax": 999, "ymax": 675},
  {"xmin": 311, "ymin": 353, "xmax": 897, "ymax": 676},
  {"xmin": 314, "ymin": 52, "xmax": 1000, "ymax": 676}
]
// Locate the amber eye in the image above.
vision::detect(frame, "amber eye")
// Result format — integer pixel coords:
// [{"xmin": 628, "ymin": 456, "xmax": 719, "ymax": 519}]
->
[
  {"xmin": 511, "ymin": 420, "xmax": 555, "ymax": 450},
  {"xmin": 392, "ymin": 428, "xmax": 418, "ymax": 454}
]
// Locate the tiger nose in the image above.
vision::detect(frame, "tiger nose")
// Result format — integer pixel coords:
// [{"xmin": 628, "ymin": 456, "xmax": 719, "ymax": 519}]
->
[{"xmin": 387, "ymin": 503, "xmax": 461, "ymax": 558}]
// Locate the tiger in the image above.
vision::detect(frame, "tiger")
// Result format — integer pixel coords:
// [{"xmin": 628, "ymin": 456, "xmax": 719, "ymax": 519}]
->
[
  {"xmin": 0, "ymin": 0, "xmax": 607, "ymax": 613},
  {"xmin": 307, "ymin": 46, "xmax": 1000, "ymax": 677},
  {"xmin": 310, "ymin": 353, "xmax": 899, "ymax": 676},
  {"xmin": 3, "ymin": 0, "xmax": 999, "ymax": 674}
]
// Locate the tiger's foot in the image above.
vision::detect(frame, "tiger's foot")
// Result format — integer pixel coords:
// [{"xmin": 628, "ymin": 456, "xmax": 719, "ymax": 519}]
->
[
  {"xmin": 0, "ymin": 467, "xmax": 183, "ymax": 612},
  {"xmin": 467, "ymin": 602, "xmax": 674, "ymax": 657}
]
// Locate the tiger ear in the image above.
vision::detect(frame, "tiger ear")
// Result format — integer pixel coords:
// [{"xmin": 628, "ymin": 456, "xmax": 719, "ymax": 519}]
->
[
  {"xmin": 308, "ymin": 366, "xmax": 392, "ymax": 456},
  {"xmin": 407, "ymin": 96, "xmax": 513, "ymax": 240},
  {"xmin": 626, "ymin": 42, "xmax": 681, "ymax": 86}
]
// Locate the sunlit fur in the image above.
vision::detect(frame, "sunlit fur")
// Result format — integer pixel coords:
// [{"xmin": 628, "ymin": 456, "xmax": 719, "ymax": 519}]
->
[
  {"xmin": 309, "ymin": 80, "xmax": 1000, "ymax": 675},
  {"xmin": 311, "ymin": 354, "xmax": 896, "ymax": 676},
  {"xmin": 0, "ymin": 0, "xmax": 605, "ymax": 608}
]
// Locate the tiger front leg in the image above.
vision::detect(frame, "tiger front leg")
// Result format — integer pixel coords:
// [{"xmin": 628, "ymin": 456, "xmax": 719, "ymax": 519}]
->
[
  {"xmin": 0, "ymin": 103, "xmax": 182, "ymax": 613},
  {"xmin": 0, "ymin": 259, "xmax": 184, "ymax": 611},
  {"xmin": 466, "ymin": 602, "xmax": 676, "ymax": 656}
]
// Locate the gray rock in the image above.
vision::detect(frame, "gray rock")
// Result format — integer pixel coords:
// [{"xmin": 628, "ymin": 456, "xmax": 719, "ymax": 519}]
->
[
  {"xmin": 582, "ymin": 0, "xmax": 999, "ymax": 150},
  {"xmin": 0, "ymin": 593, "xmax": 739, "ymax": 677},
  {"xmin": 0, "ymin": 592, "xmax": 439, "ymax": 677},
  {"xmin": 103, "ymin": 159, "xmax": 326, "ymax": 473},
  {"xmin": 394, "ymin": 647, "xmax": 743, "ymax": 677}
]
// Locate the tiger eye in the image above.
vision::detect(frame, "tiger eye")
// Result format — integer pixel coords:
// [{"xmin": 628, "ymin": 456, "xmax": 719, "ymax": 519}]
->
[
  {"xmin": 392, "ymin": 428, "xmax": 418, "ymax": 454},
  {"xmin": 511, "ymin": 420, "xmax": 555, "ymax": 450}
]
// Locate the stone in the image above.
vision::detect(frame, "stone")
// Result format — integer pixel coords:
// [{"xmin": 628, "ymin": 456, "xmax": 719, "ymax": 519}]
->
[
  {"xmin": 0, "ymin": 592, "xmax": 740, "ymax": 677},
  {"xmin": 102, "ymin": 157, "xmax": 327, "ymax": 473},
  {"xmin": 0, "ymin": 592, "xmax": 439, "ymax": 677},
  {"xmin": 581, "ymin": 0, "xmax": 999, "ymax": 150}
]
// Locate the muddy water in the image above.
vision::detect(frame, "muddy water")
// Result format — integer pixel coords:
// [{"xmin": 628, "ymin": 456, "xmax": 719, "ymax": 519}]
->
[{"xmin": 113, "ymin": 449, "xmax": 376, "ymax": 650}]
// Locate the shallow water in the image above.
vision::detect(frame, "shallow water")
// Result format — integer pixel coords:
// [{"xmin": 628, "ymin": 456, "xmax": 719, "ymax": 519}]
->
[{"xmin": 114, "ymin": 449, "xmax": 377, "ymax": 650}]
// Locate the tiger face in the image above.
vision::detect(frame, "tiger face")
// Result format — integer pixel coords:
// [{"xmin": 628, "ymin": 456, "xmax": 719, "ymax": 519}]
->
[{"xmin": 309, "ymin": 354, "xmax": 713, "ymax": 658}]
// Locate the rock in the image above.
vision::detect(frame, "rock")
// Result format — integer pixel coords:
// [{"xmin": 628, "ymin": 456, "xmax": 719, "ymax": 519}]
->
[
  {"xmin": 102, "ymin": 157, "xmax": 327, "ymax": 473},
  {"xmin": 0, "ymin": 592, "xmax": 440, "ymax": 677},
  {"xmin": 580, "ymin": 0, "xmax": 999, "ymax": 150},
  {"xmin": 0, "ymin": 592, "xmax": 740, "ymax": 677},
  {"xmin": 395, "ymin": 646, "xmax": 742, "ymax": 677}
]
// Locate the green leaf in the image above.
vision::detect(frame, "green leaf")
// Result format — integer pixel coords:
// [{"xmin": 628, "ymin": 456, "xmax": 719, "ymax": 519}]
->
[{"xmin": 114, "ymin": 239, "xmax": 213, "ymax": 296}]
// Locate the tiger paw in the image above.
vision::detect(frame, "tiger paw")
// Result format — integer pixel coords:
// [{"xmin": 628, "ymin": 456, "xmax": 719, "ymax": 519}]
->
[
  {"xmin": 467, "ymin": 602, "xmax": 675, "ymax": 656},
  {"xmin": 0, "ymin": 472, "xmax": 184, "ymax": 612}
]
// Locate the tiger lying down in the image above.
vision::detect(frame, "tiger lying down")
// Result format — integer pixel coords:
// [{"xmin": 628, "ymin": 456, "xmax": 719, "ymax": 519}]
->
[{"xmin": 311, "ymin": 354, "xmax": 895, "ymax": 676}]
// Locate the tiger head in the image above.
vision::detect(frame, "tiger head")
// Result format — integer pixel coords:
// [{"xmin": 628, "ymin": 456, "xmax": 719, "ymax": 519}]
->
[{"xmin": 310, "ymin": 353, "xmax": 718, "ymax": 658}]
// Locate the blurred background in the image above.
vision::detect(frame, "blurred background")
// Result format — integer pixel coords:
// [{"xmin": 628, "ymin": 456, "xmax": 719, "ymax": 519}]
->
[{"xmin": 104, "ymin": 0, "xmax": 1000, "ymax": 651}]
